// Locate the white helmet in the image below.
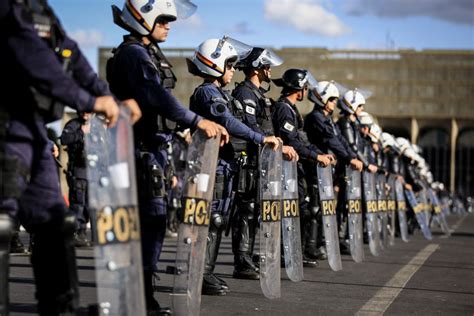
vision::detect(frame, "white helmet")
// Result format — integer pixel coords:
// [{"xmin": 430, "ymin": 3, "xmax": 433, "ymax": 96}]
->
[
  {"xmin": 412, "ymin": 144, "xmax": 423, "ymax": 155},
  {"xmin": 358, "ymin": 111, "xmax": 374, "ymax": 126},
  {"xmin": 395, "ymin": 137, "xmax": 411, "ymax": 155},
  {"xmin": 338, "ymin": 88, "xmax": 366, "ymax": 114},
  {"xmin": 381, "ymin": 132, "xmax": 396, "ymax": 149},
  {"xmin": 369, "ymin": 123, "xmax": 382, "ymax": 143},
  {"xmin": 308, "ymin": 80, "xmax": 340, "ymax": 108},
  {"xmin": 112, "ymin": 0, "xmax": 196, "ymax": 35},
  {"xmin": 187, "ymin": 36, "xmax": 252, "ymax": 78}
]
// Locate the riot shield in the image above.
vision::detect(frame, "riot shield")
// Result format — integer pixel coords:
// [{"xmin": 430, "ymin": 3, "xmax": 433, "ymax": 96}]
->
[
  {"xmin": 317, "ymin": 165, "xmax": 342, "ymax": 271},
  {"xmin": 86, "ymin": 110, "xmax": 146, "ymax": 315},
  {"xmin": 362, "ymin": 171, "xmax": 381, "ymax": 256},
  {"xmin": 428, "ymin": 188, "xmax": 450, "ymax": 236},
  {"xmin": 345, "ymin": 166, "xmax": 364, "ymax": 263},
  {"xmin": 172, "ymin": 130, "xmax": 220, "ymax": 315},
  {"xmin": 405, "ymin": 189, "xmax": 433, "ymax": 240},
  {"xmin": 281, "ymin": 159, "xmax": 303, "ymax": 282},
  {"xmin": 259, "ymin": 143, "xmax": 283, "ymax": 299},
  {"xmin": 394, "ymin": 179, "xmax": 409, "ymax": 242},
  {"xmin": 418, "ymin": 188, "xmax": 431, "ymax": 228},
  {"xmin": 386, "ymin": 175, "xmax": 397, "ymax": 246},
  {"xmin": 376, "ymin": 173, "xmax": 389, "ymax": 249}
]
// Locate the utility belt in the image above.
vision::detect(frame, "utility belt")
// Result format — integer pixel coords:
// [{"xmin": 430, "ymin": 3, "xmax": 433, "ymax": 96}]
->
[{"xmin": 137, "ymin": 151, "xmax": 166, "ymax": 200}]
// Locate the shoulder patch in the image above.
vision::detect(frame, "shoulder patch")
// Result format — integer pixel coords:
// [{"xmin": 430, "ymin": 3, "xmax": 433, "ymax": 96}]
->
[
  {"xmin": 283, "ymin": 122, "xmax": 295, "ymax": 132},
  {"xmin": 245, "ymin": 106, "xmax": 256, "ymax": 115}
]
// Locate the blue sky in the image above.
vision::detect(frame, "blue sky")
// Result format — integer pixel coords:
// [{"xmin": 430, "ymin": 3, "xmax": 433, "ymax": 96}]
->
[{"xmin": 50, "ymin": 0, "xmax": 474, "ymax": 70}]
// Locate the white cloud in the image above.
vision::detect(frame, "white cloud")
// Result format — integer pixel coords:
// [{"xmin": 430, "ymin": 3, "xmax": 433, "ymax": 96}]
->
[
  {"xmin": 264, "ymin": 0, "xmax": 351, "ymax": 37},
  {"xmin": 70, "ymin": 29, "xmax": 104, "ymax": 49},
  {"xmin": 346, "ymin": 0, "xmax": 474, "ymax": 25}
]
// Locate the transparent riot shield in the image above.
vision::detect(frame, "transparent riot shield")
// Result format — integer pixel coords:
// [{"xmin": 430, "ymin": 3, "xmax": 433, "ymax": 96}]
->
[
  {"xmin": 281, "ymin": 159, "xmax": 303, "ymax": 282},
  {"xmin": 362, "ymin": 171, "xmax": 381, "ymax": 256},
  {"xmin": 405, "ymin": 189, "xmax": 432, "ymax": 240},
  {"xmin": 172, "ymin": 130, "xmax": 220, "ymax": 316},
  {"xmin": 376, "ymin": 173, "xmax": 389, "ymax": 250},
  {"xmin": 394, "ymin": 179, "xmax": 409, "ymax": 242},
  {"xmin": 386, "ymin": 175, "xmax": 397, "ymax": 246},
  {"xmin": 345, "ymin": 166, "xmax": 364, "ymax": 263},
  {"xmin": 259, "ymin": 144, "xmax": 283, "ymax": 299},
  {"xmin": 86, "ymin": 110, "xmax": 145, "ymax": 315},
  {"xmin": 428, "ymin": 188, "xmax": 450, "ymax": 236},
  {"xmin": 317, "ymin": 165, "xmax": 342, "ymax": 271}
]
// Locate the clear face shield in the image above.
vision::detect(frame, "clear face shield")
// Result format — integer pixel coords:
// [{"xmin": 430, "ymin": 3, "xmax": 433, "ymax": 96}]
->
[
  {"xmin": 254, "ymin": 48, "xmax": 284, "ymax": 68},
  {"xmin": 211, "ymin": 36, "xmax": 253, "ymax": 67},
  {"xmin": 174, "ymin": 0, "xmax": 197, "ymax": 19}
]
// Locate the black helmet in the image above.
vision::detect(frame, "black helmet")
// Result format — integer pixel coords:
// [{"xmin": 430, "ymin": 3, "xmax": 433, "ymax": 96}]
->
[
  {"xmin": 235, "ymin": 47, "xmax": 283, "ymax": 70},
  {"xmin": 272, "ymin": 68, "xmax": 317, "ymax": 91}
]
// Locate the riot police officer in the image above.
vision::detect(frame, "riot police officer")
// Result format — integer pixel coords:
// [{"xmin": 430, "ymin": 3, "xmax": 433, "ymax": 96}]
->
[
  {"xmin": 271, "ymin": 69, "xmax": 333, "ymax": 266},
  {"xmin": 107, "ymin": 1, "xmax": 228, "ymax": 313},
  {"xmin": 305, "ymin": 81, "xmax": 364, "ymax": 258},
  {"xmin": 60, "ymin": 112, "xmax": 93, "ymax": 247},
  {"xmin": 231, "ymin": 47, "xmax": 297, "ymax": 279},
  {"xmin": 0, "ymin": 0, "xmax": 141, "ymax": 314},
  {"xmin": 187, "ymin": 37, "xmax": 280, "ymax": 295}
]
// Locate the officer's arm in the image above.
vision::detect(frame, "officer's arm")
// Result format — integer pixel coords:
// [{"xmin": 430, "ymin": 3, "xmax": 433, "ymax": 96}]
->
[
  {"xmin": 63, "ymin": 36, "xmax": 111, "ymax": 97},
  {"xmin": 6, "ymin": 4, "xmax": 95, "ymax": 113},
  {"xmin": 131, "ymin": 57, "xmax": 201, "ymax": 128},
  {"xmin": 208, "ymin": 99, "xmax": 264, "ymax": 145},
  {"xmin": 59, "ymin": 120, "xmax": 83, "ymax": 146},
  {"xmin": 273, "ymin": 106, "xmax": 317, "ymax": 160},
  {"xmin": 339, "ymin": 120, "xmax": 369, "ymax": 167}
]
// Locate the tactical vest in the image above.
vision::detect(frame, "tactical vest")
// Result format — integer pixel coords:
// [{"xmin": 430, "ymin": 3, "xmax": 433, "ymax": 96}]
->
[
  {"xmin": 106, "ymin": 36, "xmax": 177, "ymax": 132},
  {"xmin": 234, "ymin": 81, "xmax": 274, "ymax": 135},
  {"xmin": 17, "ymin": 0, "xmax": 71, "ymax": 122},
  {"xmin": 219, "ymin": 87, "xmax": 248, "ymax": 153},
  {"xmin": 281, "ymin": 98, "xmax": 308, "ymax": 143}
]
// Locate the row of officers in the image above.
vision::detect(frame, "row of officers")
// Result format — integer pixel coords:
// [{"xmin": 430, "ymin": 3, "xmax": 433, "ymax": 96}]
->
[{"xmin": 0, "ymin": 0, "xmax": 447, "ymax": 315}]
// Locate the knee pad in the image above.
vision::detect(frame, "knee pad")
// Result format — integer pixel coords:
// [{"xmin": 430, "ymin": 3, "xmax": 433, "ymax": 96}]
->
[{"xmin": 211, "ymin": 212, "xmax": 224, "ymax": 230}]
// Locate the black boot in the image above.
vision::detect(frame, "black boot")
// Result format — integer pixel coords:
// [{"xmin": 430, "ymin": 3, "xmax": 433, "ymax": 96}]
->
[
  {"xmin": 10, "ymin": 230, "xmax": 26, "ymax": 254},
  {"xmin": 144, "ymin": 270, "xmax": 171, "ymax": 316},
  {"xmin": 232, "ymin": 210, "xmax": 259, "ymax": 280},
  {"xmin": 203, "ymin": 215, "xmax": 226, "ymax": 295},
  {"xmin": 305, "ymin": 218, "xmax": 327, "ymax": 260},
  {"xmin": 73, "ymin": 228, "xmax": 91, "ymax": 247}
]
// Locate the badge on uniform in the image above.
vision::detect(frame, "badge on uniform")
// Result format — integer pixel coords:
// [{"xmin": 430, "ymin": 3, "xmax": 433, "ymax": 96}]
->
[
  {"xmin": 245, "ymin": 105, "xmax": 256, "ymax": 115},
  {"xmin": 283, "ymin": 122, "xmax": 295, "ymax": 132}
]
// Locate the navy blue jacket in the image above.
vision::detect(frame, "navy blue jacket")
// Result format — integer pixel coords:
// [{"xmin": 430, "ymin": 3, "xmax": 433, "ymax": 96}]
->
[
  {"xmin": 1, "ymin": 1, "xmax": 107, "ymax": 119},
  {"xmin": 190, "ymin": 82, "xmax": 264, "ymax": 159},
  {"xmin": 107, "ymin": 37, "xmax": 201, "ymax": 149},
  {"xmin": 272, "ymin": 97, "xmax": 321, "ymax": 161},
  {"xmin": 304, "ymin": 106, "xmax": 356, "ymax": 165}
]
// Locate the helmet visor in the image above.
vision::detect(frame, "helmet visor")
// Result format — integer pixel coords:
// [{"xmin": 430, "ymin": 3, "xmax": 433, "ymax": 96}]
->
[
  {"xmin": 223, "ymin": 36, "xmax": 253, "ymax": 61},
  {"xmin": 174, "ymin": 0, "xmax": 197, "ymax": 19},
  {"xmin": 254, "ymin": 48, "xmax": 283, "ymax": 68}
]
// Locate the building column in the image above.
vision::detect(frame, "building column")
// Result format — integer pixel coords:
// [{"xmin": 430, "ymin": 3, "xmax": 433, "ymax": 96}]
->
[
  {"xmin": 411, "ymin": 117, "xmax": 419, "ymax": 144},
  {"xmin": 450, "ymin": 119, "xmax": 458, "ymax": 193}
]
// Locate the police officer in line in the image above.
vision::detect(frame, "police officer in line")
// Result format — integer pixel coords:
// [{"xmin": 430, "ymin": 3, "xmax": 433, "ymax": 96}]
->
[
  {"xmin": 60, "ymin": 112, "xmax": 94, "ymax": 247},
  {"xmin": 304, "ymin": 81, "xmax": 364, "ymax": 258},
  {"xmin": 0, "ymin": 0, "xmax": 141, "ymax": 314},
  {"xmin": 231, "ymin": 47, "xmax": 298, "ymax": 279},
  {"xmin": 187, "ymin": 37, "xmax": 280, "ymax": 295},
  {"xmin": 271, "ymin": 69, "xmax": 333, "ymax": 266},
  {"xmin": 107, "ymin": 1, "xmax": 228, "ymax": 313}
]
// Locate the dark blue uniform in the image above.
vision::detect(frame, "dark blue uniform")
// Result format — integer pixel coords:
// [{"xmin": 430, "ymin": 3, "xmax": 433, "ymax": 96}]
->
[
  {"xmin": 190, "ymin": 82, "xmax": 264, "ymax": 291},
  {"xmin": 0, "ymin": 0, "xmax": 110, "ymax": 313},
  {"xmin": 107, "ymin": 36, "xmax": 201, "ymax": 278},
  {"xmin": 272, "ymin": 97, "xmax": 323, "ymax": 258}
]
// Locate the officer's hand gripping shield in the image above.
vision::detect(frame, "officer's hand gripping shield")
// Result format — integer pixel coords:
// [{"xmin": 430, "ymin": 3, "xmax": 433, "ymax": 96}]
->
[
  {"xmin": 405, "ymin": 189, "xmax": 432, "ymax": 240},
  {"xmin": 376, "ymin": 173, "xmax": 389, "ymax": 250},
  {"xmin": 345, "ymin": 166, "xmax": 364, "ymax": 263},
  {"xmin": 86, "ymin": 109, "xmax": 145, "ymax": 315},
  {"xmin": 316, "ymin": 165, "xmax": 342, "ymax": 271},
  {"xmin": 172, "ymin": 130, "xmax": 220, "ymax": 316},
  {"xmin": 394, "ymin": 178, "xmax": 409, "ymax": 242},
  {"xmin": 281, "ymin": 159, "xmax": 303, "ymax": 282},
  {"xmin": 386, "ymin": 175, "xmax": 398, "ymax": 246},
  {"xmin": 259, "ymin": 143, "xmax": 283, "ymax": 299},
  {"xmin": 362, "ymin": 171, "xmax": 381, "ymax": 256},
  {"xmin": 428, "ymin": 188, "xmax": 450, "ymax": 235}
]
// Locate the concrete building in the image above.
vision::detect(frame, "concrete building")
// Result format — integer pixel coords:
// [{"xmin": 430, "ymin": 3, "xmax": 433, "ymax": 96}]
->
[{"xmin": 98, "ymin": 47, "xmax": 474, "ymax": 197}]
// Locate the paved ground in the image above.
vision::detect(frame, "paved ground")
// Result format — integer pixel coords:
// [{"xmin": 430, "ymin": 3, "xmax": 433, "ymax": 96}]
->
[{"xmin": 8, "ymin": 213, "xmax": 474, "ymax": 315}]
